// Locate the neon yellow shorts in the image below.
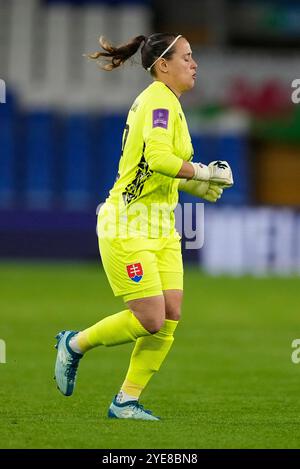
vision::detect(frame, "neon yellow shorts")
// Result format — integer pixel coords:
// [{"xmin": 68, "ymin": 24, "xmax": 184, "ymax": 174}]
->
[{"xmin": 98, "ymin": 235, "xmax": 183, "ymax": 302}]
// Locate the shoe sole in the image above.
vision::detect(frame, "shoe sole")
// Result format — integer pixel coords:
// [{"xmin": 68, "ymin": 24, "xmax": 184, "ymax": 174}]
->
[
  {"xmin": 54, "ymin": 330, "xmax": 74, "ymax": 396},
  {"xmin": 107, "ymin": 405, "xmax": 160, "ymax": 421},
  {"xmin": 108, "ymin": 409, "xmax": 118, "ymax": 419},
  {"xmin": 53, "ymin": 330, "xmax": 66, "ymax": 382}
]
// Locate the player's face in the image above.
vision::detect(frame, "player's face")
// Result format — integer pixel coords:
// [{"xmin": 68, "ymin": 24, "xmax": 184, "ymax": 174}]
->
[{"xmin": 165, "ymin": 38, "xmax": 197, "ymax": 93}]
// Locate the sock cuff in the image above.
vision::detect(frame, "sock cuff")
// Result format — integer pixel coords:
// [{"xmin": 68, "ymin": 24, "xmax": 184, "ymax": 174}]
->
[
  {"xmin": 130, "ymin": 311, "xmax": 151, "ymax": 337},
  {"xmin": 157, "ymin": 319, "xmax": 179, "ymax": 337},
  {"xmin": 121, "ymin": 379, "xmax": 144, "ymax": 398},
  {"xmin": 77, "ymin": 330, "xmax": 94, "ymax": 352}
]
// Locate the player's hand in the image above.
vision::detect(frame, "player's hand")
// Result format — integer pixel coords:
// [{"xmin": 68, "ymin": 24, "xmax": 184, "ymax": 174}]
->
[
  {"xmin": 191, "ymin": 160, "xmax": 233, "ymax": 188},
  {"xmin": 178, "ymin": 179, "xmax": 223, "ymax": 202},
  {"xmin": 208, "ymin": 160, "xmax": 233, "ymax": 187},
  {"xmin": 203, "ymin": 182, "xmax": 223, "ymax": 202}
]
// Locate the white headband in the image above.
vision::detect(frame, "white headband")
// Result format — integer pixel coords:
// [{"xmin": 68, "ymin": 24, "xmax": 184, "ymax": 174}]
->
[{"xmin": 147, "ymin": 35, "xmax": 182, "ymax": 72}]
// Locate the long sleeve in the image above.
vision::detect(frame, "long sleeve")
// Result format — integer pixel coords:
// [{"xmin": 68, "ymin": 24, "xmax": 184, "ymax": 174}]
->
[{"xmin": 143, "ymin": 105, "xmax": 183, "ymax": 178}]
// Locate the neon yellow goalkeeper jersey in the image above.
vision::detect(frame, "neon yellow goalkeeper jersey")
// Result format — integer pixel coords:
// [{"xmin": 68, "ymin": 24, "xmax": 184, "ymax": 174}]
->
[{"xmin": 102, "ymin": 80, "xmax": 194, "ymax": 238}]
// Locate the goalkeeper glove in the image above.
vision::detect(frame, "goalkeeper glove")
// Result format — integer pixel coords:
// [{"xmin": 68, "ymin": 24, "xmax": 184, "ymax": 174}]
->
[
  {"xmin": 191, "ymin": 160, "xmax": 234, "ymax": 187},
  {"xmin": 178, "ymin": 179, "xmax": 223, "ymax": 202}
]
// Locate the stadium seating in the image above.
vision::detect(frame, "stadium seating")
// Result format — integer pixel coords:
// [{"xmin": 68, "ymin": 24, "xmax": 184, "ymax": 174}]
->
[
  {"xmin": 25, "ymin": 112, "xmax": 55, "ymax": 208},
  {"xmin": 0, "ymin": 108, "xmax": 15, "ymax": 208}
]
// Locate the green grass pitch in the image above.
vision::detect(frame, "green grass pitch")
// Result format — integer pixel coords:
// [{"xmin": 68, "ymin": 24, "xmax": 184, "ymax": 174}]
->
[{"xmin": 0, "ymin": 262, "xmax": 299, "ymax": 449}]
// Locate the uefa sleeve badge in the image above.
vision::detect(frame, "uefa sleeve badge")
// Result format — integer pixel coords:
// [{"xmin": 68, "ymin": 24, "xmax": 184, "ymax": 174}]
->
[{"xmin": 152, "ymin": 109, "xmax": 169, "ymax": 129}]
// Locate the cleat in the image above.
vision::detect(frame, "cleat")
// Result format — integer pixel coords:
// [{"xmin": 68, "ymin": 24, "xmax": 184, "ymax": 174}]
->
[
  {"xmin": 54, "ymin": 331, "xmax": 65, "ymax": 349},
  {"xmin": 108, "ymin": 396, "xmax": 160, "ymax": 421},
  {"xmin": 54, "ymin": 330, "xmax": 82, "ymax": 396}
]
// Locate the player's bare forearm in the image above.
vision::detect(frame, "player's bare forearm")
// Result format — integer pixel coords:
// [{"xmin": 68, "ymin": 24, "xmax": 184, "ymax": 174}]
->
[{"xmin": 175, "ymin": 161, "xmax": 195, "ymax": 179}]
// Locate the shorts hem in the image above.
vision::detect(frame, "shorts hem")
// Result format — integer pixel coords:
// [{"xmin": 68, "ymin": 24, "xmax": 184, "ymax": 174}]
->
[{"xmin": 121, "ymin": 289, "xmax": 163, "ymax": 302}]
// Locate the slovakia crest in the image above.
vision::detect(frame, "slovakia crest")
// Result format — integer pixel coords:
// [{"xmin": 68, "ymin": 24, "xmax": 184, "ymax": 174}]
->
[{"xmin": 126, "ymin": 263, "xmax": 143, "ymax": 283}]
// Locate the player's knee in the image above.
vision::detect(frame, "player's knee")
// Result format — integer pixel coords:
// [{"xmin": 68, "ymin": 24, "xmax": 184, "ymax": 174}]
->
[
  {"xmin": 143, "ymin": 316, "xmax": 165, "ymax": 334},
  {"xmin": 165, "ymin": 307, "xmax": 181, "ymax": 321},
  {"xmin": 128, "ymin": 298, "xmax": 165, "ymax": 333},
  {"xmin": 164, "ymin": 290, "xmax": 183, "ymax": 321}
]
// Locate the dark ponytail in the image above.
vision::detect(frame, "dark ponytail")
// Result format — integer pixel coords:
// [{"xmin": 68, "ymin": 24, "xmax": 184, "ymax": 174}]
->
[
  {"xmin": 85, "ymin": 32, "xmax": 181, "ymax": 75},
  {"xmin": 85, "ymin": 35, "xmax": 147, "ymax": 71}
]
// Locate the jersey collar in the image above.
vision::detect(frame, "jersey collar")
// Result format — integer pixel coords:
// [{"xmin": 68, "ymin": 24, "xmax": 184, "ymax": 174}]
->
[{"xmin": 153, "ymin": 80, "xmax": 180, "ymax": 102}]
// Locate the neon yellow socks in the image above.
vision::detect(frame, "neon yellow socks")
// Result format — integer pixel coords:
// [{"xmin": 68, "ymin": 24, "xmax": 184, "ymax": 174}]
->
[
  {"xmin": 120, "ymin": 319, "xmax": 179, "ymax": 399},
  {"xmin": 76, "ymin": 309, "xmax": 150, "ymax": 352},
  {"xmin": 71, "ymin": 314, "xmax": 179, "ymax": 402}
]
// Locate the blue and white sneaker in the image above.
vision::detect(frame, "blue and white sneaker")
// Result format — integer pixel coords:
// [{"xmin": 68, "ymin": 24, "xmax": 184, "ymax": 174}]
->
[
  {"xmin": 108, "ymin": 396, "xmax": 160, "ymax": 421},
  {"xmin": 54, "ymin": 330, "xmax": 83, "ymax": 397}
]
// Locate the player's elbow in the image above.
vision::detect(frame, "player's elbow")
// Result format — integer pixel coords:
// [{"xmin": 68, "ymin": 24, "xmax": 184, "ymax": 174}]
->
[
  {"xmin": 145, "ymin": 151, "xmax": 178, "ymax": 178},
  {"xmin": 146, "ymin": 155, "xmax": 162, "ymax": 173}
]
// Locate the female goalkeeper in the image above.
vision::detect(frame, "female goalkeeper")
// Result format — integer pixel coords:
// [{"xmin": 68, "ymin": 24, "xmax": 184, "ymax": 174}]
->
[{"xmin": 54, "ymin": 33, "xmax": 233, "ymax": 420}]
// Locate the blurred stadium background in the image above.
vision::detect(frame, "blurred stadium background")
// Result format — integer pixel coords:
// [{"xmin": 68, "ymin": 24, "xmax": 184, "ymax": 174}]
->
[
  {"xmin": 0, "ymin": 0, "xmax": 300, "ymax": 272},
  {"xmin": 1, "ymin": 0, "xmax": 300, "ymax": 450}
]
